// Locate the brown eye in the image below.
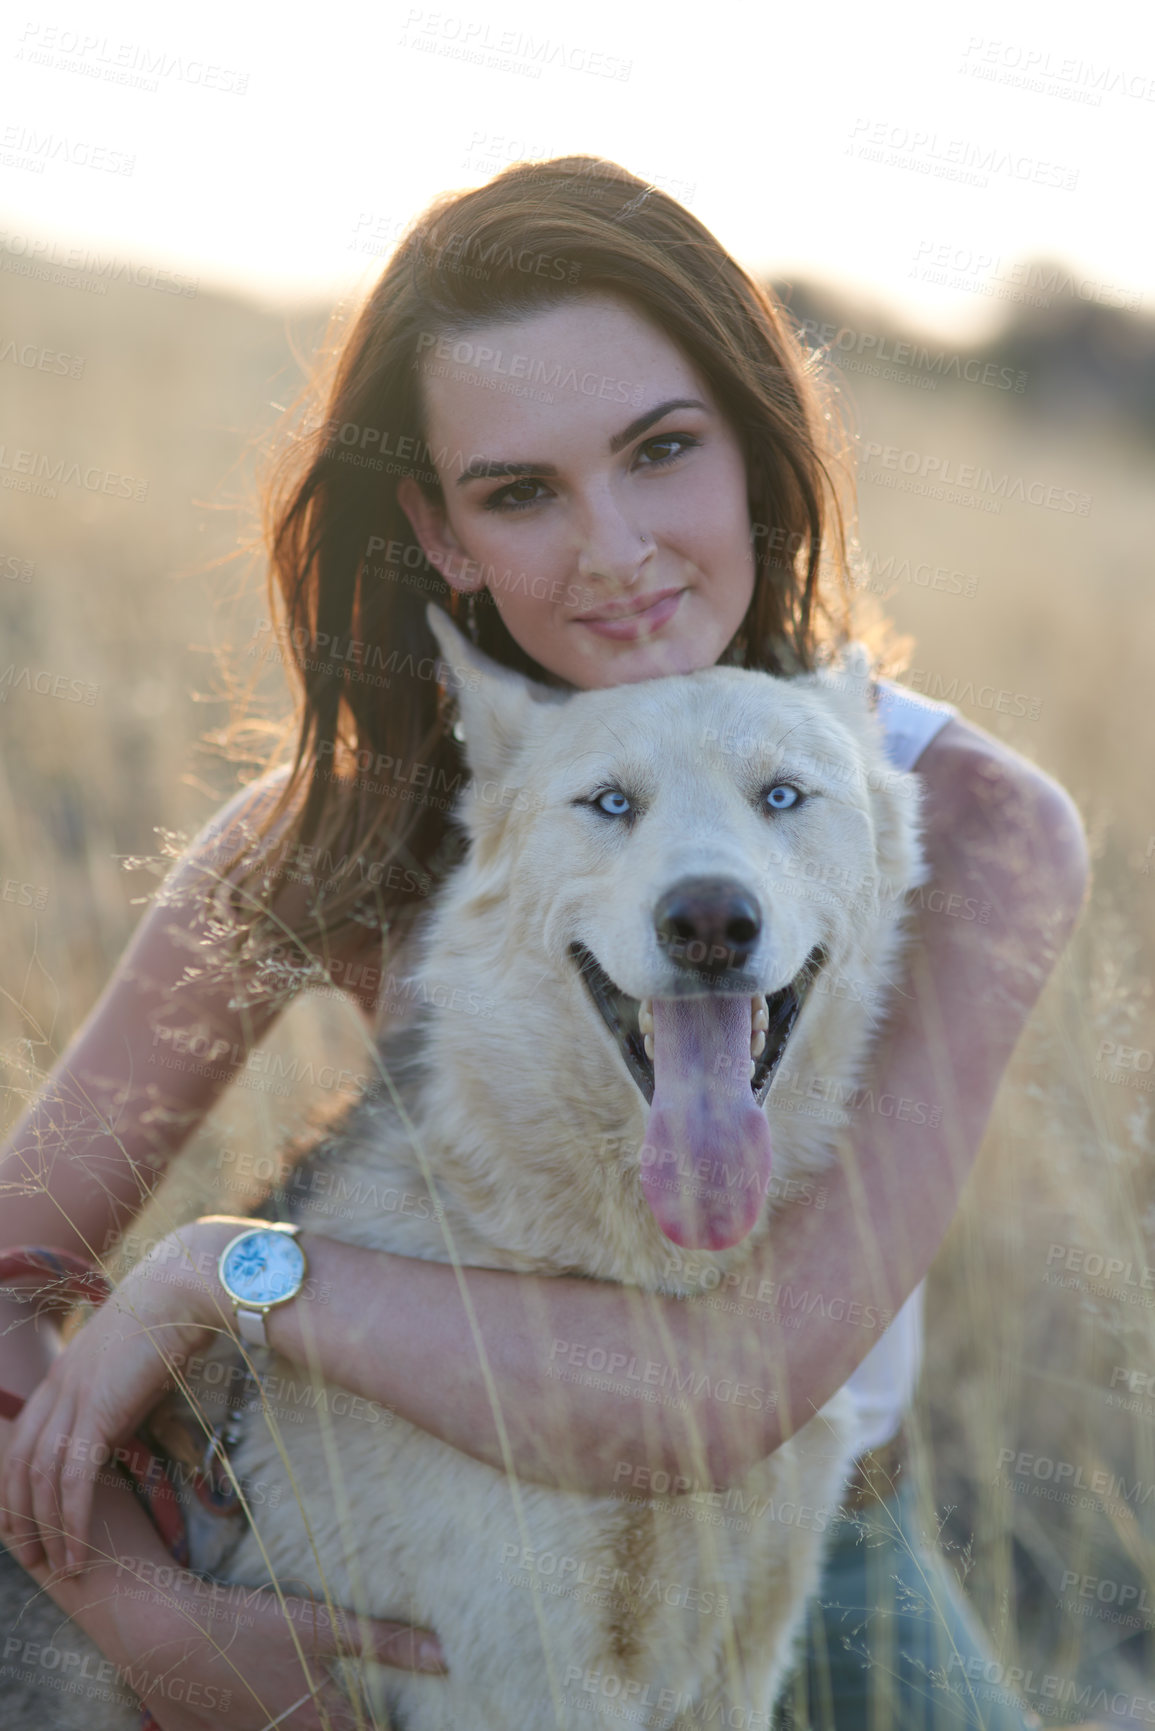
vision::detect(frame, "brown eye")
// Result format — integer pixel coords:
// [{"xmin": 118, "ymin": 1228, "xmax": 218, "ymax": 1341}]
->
[
  {"xmin": 637, "ymin": 433, "xmax": 699, "ymax": 465},
  {"xmin": 485, "ymin": 478, "xmax": 550, "ymax": 513}
]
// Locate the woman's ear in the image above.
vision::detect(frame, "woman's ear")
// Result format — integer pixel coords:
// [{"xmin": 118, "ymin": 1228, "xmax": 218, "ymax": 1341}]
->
[{"xmin": 396, "ymin": 476, "xmax": 483, "ymax": 594}]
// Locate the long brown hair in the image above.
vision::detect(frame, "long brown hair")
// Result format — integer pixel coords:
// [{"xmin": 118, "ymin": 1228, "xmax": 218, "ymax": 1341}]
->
[{"xmin": 213, "ymin": 156, "xmax": 860, "ymax": 995}]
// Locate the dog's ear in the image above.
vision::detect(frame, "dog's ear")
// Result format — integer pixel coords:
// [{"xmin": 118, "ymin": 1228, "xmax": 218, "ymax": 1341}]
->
[{"xmin": 425, "ymin": 604, "xmax": 559, "ymax": 789}]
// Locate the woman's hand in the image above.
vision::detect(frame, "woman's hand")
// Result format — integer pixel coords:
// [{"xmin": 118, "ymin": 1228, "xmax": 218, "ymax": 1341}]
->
[
  {"xmin": 0, "ymin": 1225, "xmax": 236, "ymax": 1575},
  {"xmin": 109, "ymin": 1563, "xmax": 448, "ymax": 1730},
  {"xmin": 0, "ymin": 1293, "xmax": 449, "ymax": 1731}
]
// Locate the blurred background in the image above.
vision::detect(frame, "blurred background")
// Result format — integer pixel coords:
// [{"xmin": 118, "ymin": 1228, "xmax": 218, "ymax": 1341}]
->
[{"xmin": 1, "ymin": 0, "xmax": 1153, "ymax": 1721}]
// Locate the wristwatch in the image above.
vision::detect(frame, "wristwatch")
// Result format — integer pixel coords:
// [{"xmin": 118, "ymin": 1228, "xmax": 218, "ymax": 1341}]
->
[{"xmin": 217, "ymin": 1223, "xmax": 308, "ymax": 1348}]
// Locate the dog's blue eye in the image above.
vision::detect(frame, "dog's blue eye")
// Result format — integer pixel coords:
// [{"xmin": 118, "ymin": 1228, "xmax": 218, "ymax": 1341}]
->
[
  {"xmin": 595, "ymin": 790, "xmax": 633, "ymax": 818},
  {"xmin": 764, "ymin": 784, "xmax": 801, "ymax": 811}
]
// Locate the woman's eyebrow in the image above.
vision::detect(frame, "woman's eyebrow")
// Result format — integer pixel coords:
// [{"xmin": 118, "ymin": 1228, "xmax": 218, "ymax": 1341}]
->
[{"xmin": 455, "ymin": 397, "xmax": 709, "ymax": 486}]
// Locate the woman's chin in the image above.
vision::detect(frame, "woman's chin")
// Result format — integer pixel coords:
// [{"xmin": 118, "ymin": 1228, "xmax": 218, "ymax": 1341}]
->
[{"xmin": 579, "ymin": 640, "xmax": 708, "ymax": 687}]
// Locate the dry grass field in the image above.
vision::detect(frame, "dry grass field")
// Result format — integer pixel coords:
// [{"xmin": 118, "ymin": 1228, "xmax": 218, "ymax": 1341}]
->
[{"xmin": 1, "ymin": 256, "xmax": 1152, "ymax": 1722}]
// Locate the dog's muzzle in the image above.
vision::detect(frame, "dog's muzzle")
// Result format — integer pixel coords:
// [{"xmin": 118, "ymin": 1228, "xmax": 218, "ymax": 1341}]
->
[
  {"xmin": 569, "ymin": 888, "xmax": 827, "ymax": 1250},
  {"xmin": 569, "ymin": 939, "xmax": 826, "ymax": 1108}
]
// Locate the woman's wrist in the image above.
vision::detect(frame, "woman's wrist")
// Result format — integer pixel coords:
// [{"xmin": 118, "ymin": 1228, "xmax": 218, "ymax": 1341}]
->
[{"xmin": 151, "ymin": 1216, "xmax": 262, "ymax": 1336}]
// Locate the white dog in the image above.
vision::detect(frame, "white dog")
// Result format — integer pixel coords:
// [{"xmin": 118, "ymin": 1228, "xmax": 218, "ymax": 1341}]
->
[{"xmin": 0, "ymin": 609, "xmax": 927, "ymax": 1729}]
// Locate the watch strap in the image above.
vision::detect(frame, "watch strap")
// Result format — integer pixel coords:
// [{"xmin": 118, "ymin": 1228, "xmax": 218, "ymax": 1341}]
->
[{"xmin": 236, "ymin": 1305, "xmax": 270, "ymax": 1349}]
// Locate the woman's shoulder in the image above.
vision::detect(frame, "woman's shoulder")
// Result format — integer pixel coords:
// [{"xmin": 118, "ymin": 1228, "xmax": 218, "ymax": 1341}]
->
[
  {"xmin": 910, "ymin": 708, "xmax": 1089, "ymax": 908},
  {"xmin": 206, "ymin": 767, "xmax": 389, "ymax": 1017},
  {"xmin": 193, "ymin": 762, "xmax": 297, "ymax": 853}
]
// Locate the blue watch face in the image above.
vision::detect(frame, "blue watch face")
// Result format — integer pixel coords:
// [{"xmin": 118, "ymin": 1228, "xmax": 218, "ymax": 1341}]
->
[{"xmin": 222, "ymin": 1230, "xmax": 305, "ymax": 1306}]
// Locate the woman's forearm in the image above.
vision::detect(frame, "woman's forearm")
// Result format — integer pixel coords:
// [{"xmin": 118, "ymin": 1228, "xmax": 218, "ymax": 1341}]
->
[{"xmin": 189, "ymin": 731, "xmax": 1087, "ymax": 1498}]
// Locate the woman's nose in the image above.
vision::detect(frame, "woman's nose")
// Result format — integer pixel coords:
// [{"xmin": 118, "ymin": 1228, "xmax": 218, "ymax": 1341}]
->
[{"xmin": 575, "ymin": 507, "xmax": 654, "ymax": 588}]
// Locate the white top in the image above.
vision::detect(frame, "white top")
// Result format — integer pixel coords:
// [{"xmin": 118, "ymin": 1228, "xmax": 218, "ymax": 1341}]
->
[{"xmin": 840, "ymin": 677, "xmax": 959, "ymax": 1454}]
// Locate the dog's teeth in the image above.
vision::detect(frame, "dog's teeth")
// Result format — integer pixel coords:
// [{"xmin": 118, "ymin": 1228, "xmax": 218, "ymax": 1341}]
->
[
  {"xmin": 750, "ymin": 1030, "xmax": 766, "ymax": 1058},
  {"xmin": 748, "ymin": 1059, "xmax": 756, "ymax": 1080},
  {"xmin": 752, "ymin": 1005, "xmax": 769, "ymax": 1033},
  {"xmin": 643, "ymin": 1033, "xmax": 655, "ymax": 1060},
  {"xmin": 638, "ymin": 999, "xmax": 654, "ymax": 1036}
]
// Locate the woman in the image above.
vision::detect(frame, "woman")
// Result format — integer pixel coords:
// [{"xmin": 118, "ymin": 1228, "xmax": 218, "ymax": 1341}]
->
[{"xmin": 0, "ymin": 157, "xmax": 1088, "ymax": 1728}]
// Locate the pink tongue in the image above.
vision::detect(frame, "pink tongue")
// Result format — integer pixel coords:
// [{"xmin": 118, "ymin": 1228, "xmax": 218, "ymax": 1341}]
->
[{"xmin": 639, "ymin": 997, "xmax": 773, "ymax": 1250}]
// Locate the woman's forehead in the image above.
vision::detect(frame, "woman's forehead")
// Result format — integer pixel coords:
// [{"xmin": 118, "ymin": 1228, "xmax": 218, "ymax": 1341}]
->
[{"xmin": 416, "ymin": 301, "xmax": 717, "ymax": 452}]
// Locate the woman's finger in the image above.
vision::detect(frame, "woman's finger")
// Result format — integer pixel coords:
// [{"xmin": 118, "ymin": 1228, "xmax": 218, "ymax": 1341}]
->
[
  {"xmin": 31, "ymin": 1390, "xmax": 75, "ymax": 1575},
  {"xmin": 281, "ymin": 1594, "xmax": 448, "ymax": 1674},
  {"xmin": 3, "ymin": 1377, "xmax": 62, "ymax": 1568},
  {"xmin": 58, "ymin": 1398, "xmax": 99, "ymax": 1572},
  {"xmin": 1, "ymin": 1370, "xmax": 56, "ymax": 1531},
  {"xmin": 366, "ymin": 1619, "xmax": 448, "ymax": 1674}
]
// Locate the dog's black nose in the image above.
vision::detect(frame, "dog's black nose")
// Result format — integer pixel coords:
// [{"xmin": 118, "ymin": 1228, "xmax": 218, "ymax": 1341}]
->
[{"xmin": 654, "ymin": 878, "xmax": 762, "ymax": 975}]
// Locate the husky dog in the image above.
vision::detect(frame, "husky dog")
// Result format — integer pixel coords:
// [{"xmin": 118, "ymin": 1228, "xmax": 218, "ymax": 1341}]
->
[{"xmin": 0, "ymin": 608, "xmax": 927, "ymax": 1728}]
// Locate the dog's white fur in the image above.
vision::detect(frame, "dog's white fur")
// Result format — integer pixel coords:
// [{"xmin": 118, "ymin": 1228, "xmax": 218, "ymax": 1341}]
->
[{"xmin": 1, "ymin": 614, "xmax": 927, "ymax": 1729}]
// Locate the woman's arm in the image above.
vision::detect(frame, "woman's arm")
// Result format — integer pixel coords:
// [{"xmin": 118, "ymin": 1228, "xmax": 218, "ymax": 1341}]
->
[
  {"xmin": 0, "ymin": 766, "xmax": 378, "ymax": 1262},
  {"xmin": 171, "ymin": 720, "xmax": 1092, "ymax": 1498}
]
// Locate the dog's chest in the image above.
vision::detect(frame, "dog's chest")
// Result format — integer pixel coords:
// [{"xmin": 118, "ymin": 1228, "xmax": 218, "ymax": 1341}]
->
[{"xmin": 195, "ymin": 1368, "xmax": 856, "ymax": 1729}]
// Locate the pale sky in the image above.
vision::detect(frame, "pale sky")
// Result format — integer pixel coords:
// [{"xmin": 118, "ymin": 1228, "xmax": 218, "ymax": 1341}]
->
[{"xmin": 2, "ymin": 0, "xmax": 1151, "ymax": 336}]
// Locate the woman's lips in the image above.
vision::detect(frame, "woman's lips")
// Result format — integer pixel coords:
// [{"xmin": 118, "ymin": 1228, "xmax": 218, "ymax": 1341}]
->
[{"xmin": 574, "ymin": 589, "xmax": 684, "ymax": 641}]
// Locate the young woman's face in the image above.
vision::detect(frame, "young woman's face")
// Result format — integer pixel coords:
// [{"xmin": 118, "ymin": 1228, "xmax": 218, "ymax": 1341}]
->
[{"xmin": 397, "ymin": 294, "xmax": 757, "ymax": 690}]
